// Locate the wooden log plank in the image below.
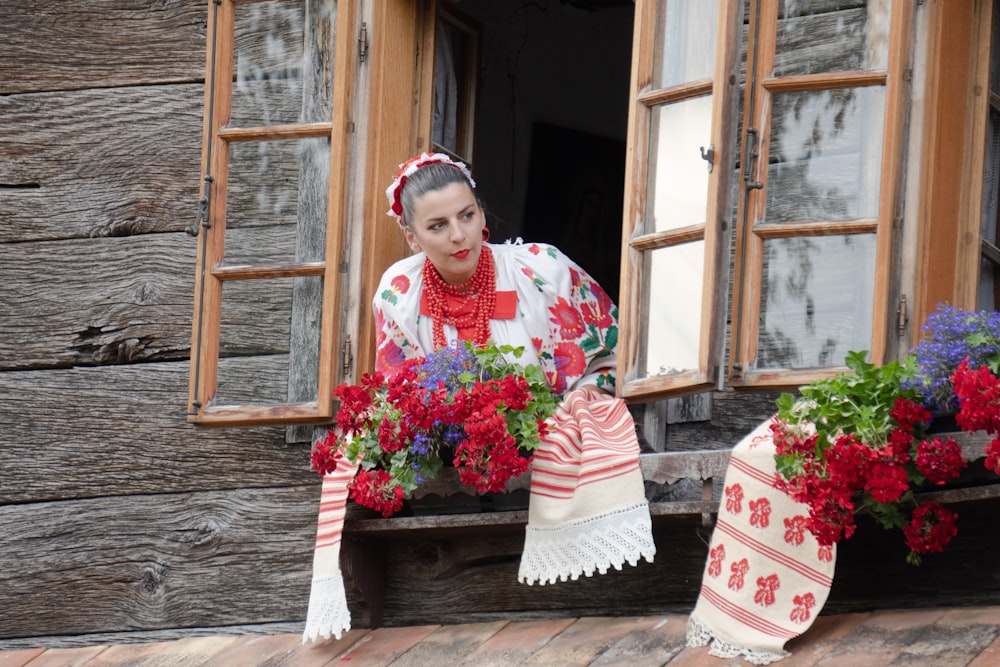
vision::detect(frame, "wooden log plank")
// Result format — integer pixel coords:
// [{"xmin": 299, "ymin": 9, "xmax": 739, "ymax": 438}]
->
[
  {"xmin": 0, "ymin": 1, "xmax": 206, "ymax": 95},
  {"xmin": 0, "ymin": 360, "xmax": 318, "ymax": 503},
  {"xmin": 0, "ymin": 234, "xmax": 196, "ymax": 369},
  {"xmin": 0, "ymin": 623, "xmax": 307, "ymax": 652},
  {"xmin": 0, "ymin": 231, "xmax": 309, "ymax": 370},
  {"xmin": 0, "ymin": 485, "xmax": 319, "ymax": 640},
  {"xmin": 363, "ymin": 517, "xmax": 712, "ymax": 628},
  {"xmin": 0, "ymin": 85, "xmax": 203, "ymax": 242}
]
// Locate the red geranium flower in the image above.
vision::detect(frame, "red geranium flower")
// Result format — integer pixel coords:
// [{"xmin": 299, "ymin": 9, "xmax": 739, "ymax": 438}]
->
[{"xmin": 903, "ymin": 502, "xmax": 958, "ymax": 560}]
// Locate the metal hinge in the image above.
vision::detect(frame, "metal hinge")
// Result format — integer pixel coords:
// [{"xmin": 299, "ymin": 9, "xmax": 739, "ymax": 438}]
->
[
  {"xmin": 358, "ymin": 22, "xmax": 368, "ymax": 63},
  {"xmin": 342, "ymin": 333, "xmax": 353, "ymax": 376},
  {"xmin": 897, "ymin": 294, "xmax": 908, "ymax": 338}
]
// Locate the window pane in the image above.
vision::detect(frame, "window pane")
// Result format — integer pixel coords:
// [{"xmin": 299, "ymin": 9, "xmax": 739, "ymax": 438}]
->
[
  {"xmin": 216, "ymin": 276, "xmax": 322, "ymax": 406},
  {"xmin": 763, "ymin": 86, "xmax": 885, "ymax": 224},
  {"xmin": 774, "ymin": 0, "xmax": 890, "ymax": 77},
  {"xmin": 981, "ymin": 109, "xmax": 1000, "ymax": 247},
  {"xmin": 640, "ymin": 242, "xmax": 704, "ymax": 376},
  {"xmin": 755, "ymin": 234, "xmax": 875, "ymax": 371},
  {"xmin": 231, "ymin": 0, "xmax": 335, "ymax": 127},
  {"xmin": 978, "ymin": 256, "xmax": 1000, "ymax": 312},
  {"xmin": 646, "ymin": 95, "xmax": 713, "ymax": 233},
  {"xmin": 223, "ymin": 137, "xmax": 330, "ymax": 266},
  {"xmin": 653, "ymin": 0, "xmax": 718, "ymax": 88}
]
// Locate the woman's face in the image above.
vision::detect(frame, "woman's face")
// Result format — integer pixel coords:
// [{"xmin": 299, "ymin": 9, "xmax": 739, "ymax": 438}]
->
[{"xmin": 403, "ymin": 181, "xmax": 485, "ymax": 285}]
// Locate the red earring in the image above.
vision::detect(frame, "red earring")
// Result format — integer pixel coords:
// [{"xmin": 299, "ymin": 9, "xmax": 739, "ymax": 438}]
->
[{"xmin": 482, "ymin": 227, "xmax": 490, "ymax": 242}]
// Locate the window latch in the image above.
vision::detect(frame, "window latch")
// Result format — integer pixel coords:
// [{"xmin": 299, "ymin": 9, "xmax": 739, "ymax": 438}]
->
[
  {"xmin": 342, "ymin": 334, "xmax": 353, "ymax": 376},
  {"xmin": 700, "ymin": 144, "xmax": 715, "ymax": 173}
]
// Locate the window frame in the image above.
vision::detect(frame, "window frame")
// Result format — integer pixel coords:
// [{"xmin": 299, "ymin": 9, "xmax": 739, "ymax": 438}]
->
[
  {"xmin": 727, "ymin": 0, "xmax": 914, "ymax": 389},
  {"xmin": 916, "ymin": 0, "xmax": 996, "ymax": 324},
  {"xmin": 616, "ymin": 0, "xmax": 742, "ymax": 402},
  {"xmin": 188, "ymin": 0, "xmax": 359, "ymax": 426}
]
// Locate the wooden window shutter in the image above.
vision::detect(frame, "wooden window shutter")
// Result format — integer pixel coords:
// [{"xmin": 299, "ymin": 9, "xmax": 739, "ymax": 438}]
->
[
  {"xmin": 188, "ymin": 0, "xmax": 359, "ymax": 426},
  {"xmin": 617, "ymin": 0, "xmax": 741, "ymax": 402}
]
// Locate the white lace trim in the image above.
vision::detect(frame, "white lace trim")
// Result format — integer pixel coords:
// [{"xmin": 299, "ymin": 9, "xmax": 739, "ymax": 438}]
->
[
  {"xmin": 686, "ymin": 613, "xmax": 790, "ymax": 665},
  {"xmin": 518, "ymin": 502, "xmax": 655, "ymax": 585},
  {"xmin": 302, "ymin": 573, "xmax": 352, "ymax": 644}
]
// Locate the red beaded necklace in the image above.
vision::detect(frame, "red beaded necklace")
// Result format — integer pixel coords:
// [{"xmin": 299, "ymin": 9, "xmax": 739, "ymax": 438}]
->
[{"xmin": 422, "ymin": 245, "xmax": 497, "ymax": 349}]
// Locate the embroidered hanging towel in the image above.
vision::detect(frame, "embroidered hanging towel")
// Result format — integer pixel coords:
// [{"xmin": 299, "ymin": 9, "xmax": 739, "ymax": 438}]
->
[
  {"xmin": 302, "ymin": 460, "xmax": 358, "ymax": 644},
  {"xmin": 301, "ymin": 386, "xmax": 655, "ymax": 642},
  {"xmin": 686, "ymin": 418, "xmax": 836, "ymax": 665},
  {"xmin": 517, "ymin": 387, "xmax": 656, "ymax": 584}
]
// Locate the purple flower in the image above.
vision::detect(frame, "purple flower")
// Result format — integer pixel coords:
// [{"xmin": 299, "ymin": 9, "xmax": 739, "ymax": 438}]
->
[{"xmin": 906, "ymin": 304, "xmax": 1000, "ymax": 410}]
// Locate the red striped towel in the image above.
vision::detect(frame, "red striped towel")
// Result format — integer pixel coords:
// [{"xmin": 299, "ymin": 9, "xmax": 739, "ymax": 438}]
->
[
  {"xmin": 518, "ymin": 386, "xmax": 655, "ymax": 584},
  {"xmin": 302, "ymin": 386, "xmax": 655, "ymax": 642},
  {"xmin": 302, "ymin": 460, "xmax": 358, "ymax": 644},
  {"xmin": 686, "ymin": 418, "xmax": 835, "ymax": 664}
]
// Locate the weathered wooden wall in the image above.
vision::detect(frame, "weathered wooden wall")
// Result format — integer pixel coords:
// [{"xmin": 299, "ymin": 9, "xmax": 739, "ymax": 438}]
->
[{"xmin": 0, "ymin": 0, "xmax": 324, "ymax": 649}]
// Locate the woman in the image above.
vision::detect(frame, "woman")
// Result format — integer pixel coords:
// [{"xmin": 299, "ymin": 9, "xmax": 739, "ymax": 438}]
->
[
  {"xmin": 303, "ymin": 153, "xmax": 654, "ymax": 644},
  {"xmin": 374, "ymin": 152, "xmax": 616, "ymax": 395}
]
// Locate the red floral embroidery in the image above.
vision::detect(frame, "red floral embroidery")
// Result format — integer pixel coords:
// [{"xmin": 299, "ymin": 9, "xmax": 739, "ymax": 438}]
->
[
  {"xmin": 790, "ymin": 592, "xmax": 816, "ymax": 624},
  {"xmin": 708, "ymin": 544, "xmax": 725, "ymax": 578},
  {"xmin": 581, "ymin": 297, "xmax": 613, "ymax": 329},
  {"xmin": 728, "ymin": 558, "xmax": 749, "ymax": 591},
  {"xmin": 376, "ymin": 339, "xmax": 409, "ymax": 375},
  {"xmin": 818, "ymin": 545, "xmax": 834, "ymax": 562},
  {"xmin": 547, "ymin": 342, "xmax": 587, "ymax": 394},
  {"xmin": 749, "ymin": 430, "xmax": 770, "ymax": 449},
  {"xmin": 391, "ymin": 274, "xmax": 410, "ymax": 293},
  {"xmin": 754, "ymin": 573, "xmax": 780, "ymax": 607},
  {"xmin": 724, "ymin": 483, "xmax": 744, "ymax": 514},
  {"xmin": 749, "ymin": 497, "xmax": 772, "ymax": 528},
  {"xmin": 528, "ymin": 244, "xmax": 542, "ymax": 254},
  {"xmin": 784, "ymin": 515, "xmax": 808, "ymax": 546},
  {"xmin": 549, "ymin": 296, "xmax": 587, "ymax": 339}
]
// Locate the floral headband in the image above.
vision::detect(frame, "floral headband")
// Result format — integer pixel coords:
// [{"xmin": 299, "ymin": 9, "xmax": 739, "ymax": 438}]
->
[{"xmin": 385, "ymin": 152, "xmax": 475, "ymax": 228}]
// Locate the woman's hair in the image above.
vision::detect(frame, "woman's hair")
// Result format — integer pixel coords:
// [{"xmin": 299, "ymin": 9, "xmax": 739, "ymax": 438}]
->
[{"xmin": 399, "ymin": 162, "xmax": 475, "ymax": 228}]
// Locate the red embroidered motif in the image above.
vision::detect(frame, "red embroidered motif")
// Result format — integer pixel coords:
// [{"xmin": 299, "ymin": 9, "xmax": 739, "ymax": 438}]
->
[
  {"xmin": 724, "ymin": 483, "xmax": 744, "ymax": 514},
  {"xmin": 754, "ymin": 573, "xmax": 781, "ymax": 607},
  {"xmin": 784, "ymin": 515, "xmax": 808, "ymax": 546},
  {"xmin": 790, "ymin": 592, "xmax": 816, "ymax": 623},
  {"xmin": 728, "ymin": 558, "xmax": 749, "ymax": 591},
  {"xmin": 708, "ymin": 544, "xmax": 726, "ymax": 578},
  {"xmin": 390, "ymin": 274, "xmax": 410, "ymax": 293},
  {"xmin": 749, "ymin": 497, "xmax": 772, "ymax": 528},
  {"xmin": 818, "ymin": 545, "xmax": 834, "ymax": 562}
]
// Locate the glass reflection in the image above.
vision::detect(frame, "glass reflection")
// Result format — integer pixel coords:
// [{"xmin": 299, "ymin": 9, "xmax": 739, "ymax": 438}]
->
[
  {"xmin": 653, "ymin": 0, "xmax": 718, "ymax": 88},
  {"xmin": 755, "ymin": 234, "xmax": 875, "ymax": 370},
  {"xmin": 640, "ymin": 242, "xmax": 704, "ymax": 377},
  {"xmin": 223, "ymin": 137, "xmax": 330, "ymax": 266},
  {"xmin": 646, "ymin": 96, "xmax": 713, "ymax": 233},
  {"xmin": 775, "ymin": 0, "xmax": 890, "ymax": 76},
  {"xmin": 231, "ymin": 0, "xmax": 334, "ymax": 127},
  {"xmin": 763, "ymin": 86, "xmax": 884, "ymax": 224},
  {"xmin": 216, "ymin": 276, "xmax": 322, "ymax": 406}
]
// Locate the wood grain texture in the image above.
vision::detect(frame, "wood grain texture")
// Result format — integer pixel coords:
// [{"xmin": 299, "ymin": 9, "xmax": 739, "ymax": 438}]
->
[
  {"xmin": 0, "ymin": 486, "xmax": 319, "ymax": 640},
  {"xmin": 0, "ymin": 235, "xmax": 196, "ymax": 370},
  {"xmin": 0, "ymin": 0, "xmax": 206, "ymax": 95},
  {"xmin": 0, "ymin": 85, "xmax": 203, "ymax": 242},
  {"xmin": 0, "ymin": 360, "xmax": 317, "ymax": 503}
]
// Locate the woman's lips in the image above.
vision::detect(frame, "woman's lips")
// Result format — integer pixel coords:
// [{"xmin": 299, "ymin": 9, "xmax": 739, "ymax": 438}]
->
[{"xmin": 453, "ymin": 249, "xmax": 471, "ymax": 259}]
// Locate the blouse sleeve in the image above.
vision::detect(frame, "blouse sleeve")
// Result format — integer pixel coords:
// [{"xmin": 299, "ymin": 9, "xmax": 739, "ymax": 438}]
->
[
  {"xmin": 372, "ymin": 257, "xmax": 426, "ymax": 377},
  {"xmin": 506, "ymin": 243, "xmax": 618, "ymax": 395}
]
